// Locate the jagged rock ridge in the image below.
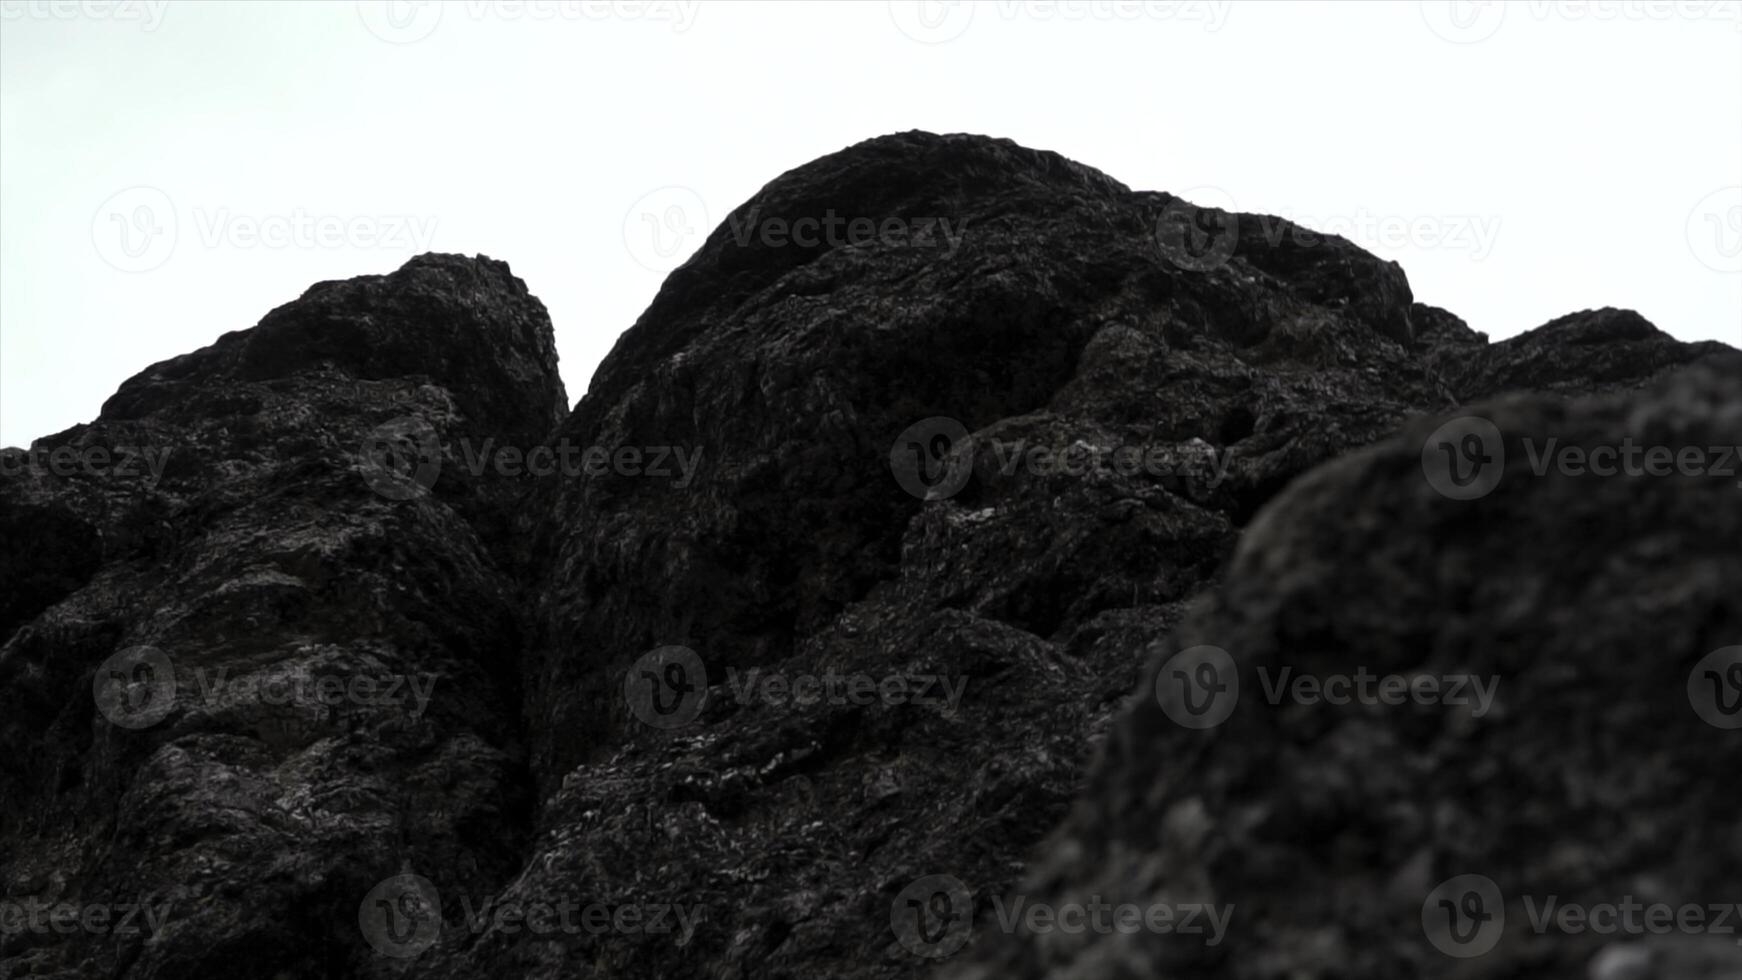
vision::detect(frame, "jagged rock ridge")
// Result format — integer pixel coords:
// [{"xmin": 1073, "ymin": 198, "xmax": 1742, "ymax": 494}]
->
[{"xmin": 1, "ymin": 132, "xmax": 1735, "ymax": 979}]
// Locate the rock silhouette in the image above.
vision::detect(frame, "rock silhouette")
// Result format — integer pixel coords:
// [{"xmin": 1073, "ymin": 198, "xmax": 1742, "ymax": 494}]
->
[{"xmin": 2, "ymin": 133, "xmax": 1735, "ymax": 979}]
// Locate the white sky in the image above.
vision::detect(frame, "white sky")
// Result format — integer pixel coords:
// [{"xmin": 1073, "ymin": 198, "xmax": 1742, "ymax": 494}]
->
[{"xmin": 2, "ymin": 0, "xmax": 1739, "ymax": 447}]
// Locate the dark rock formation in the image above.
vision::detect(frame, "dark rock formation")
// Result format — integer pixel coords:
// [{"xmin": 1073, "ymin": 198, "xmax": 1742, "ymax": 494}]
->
[
  {"xmin": 1, "ymin": 255, "xmax": 564, "ymax": 979},
  {"xmin": 1, "ymin": 132, "xmax": 1734, "ymax": 980},
  {"xmin": 950, "ymin": 356, "xmax": 1742, "ymax": 980}
]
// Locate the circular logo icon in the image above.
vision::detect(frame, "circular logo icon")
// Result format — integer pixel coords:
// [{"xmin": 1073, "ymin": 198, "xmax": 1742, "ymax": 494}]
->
[
  {"xmin": 1154, "ymin": 187, "xmax": 1239, "ymax": 273},
  {"xmin": 891, "ymin": 874, "xmax": 972, "ymax": 958},
  {"xmin": 356, "ymin": 0, "xmax": 443, "ymax": 43},
  {"xmin": 888, "ymin": 0, "xmax": 975, "ymax": 43},
  {"xmin": 1688, "ymin": 645, "xmax": 1742, "ymax": 730},
  {"xmin": 890, "ymin": 417, "xmax": 973, "ymax": 501},
  {"xmin": 1686, "ymin": 186, "xmax": 1742, "ymax": 274},
  {"xmin": 359, "ymin": 873, "xmax": 443, "ymax": 958},
  {"xmin": 360, "ymin": 417, "xmax": 443, "ymax": 500},
  {"xmin": 1419, "ymin": 1, "xmax": 1506, "ymax": 43},
  {"xmin": 624, "ymin": 186, "xmax": 710, "ymax": 273},
  {"xmin": 1155, "ymin": 644, "xmax": 1239, "ymax": 729},
  {"xmin": 93, "ymin": 645, "xmax": 177, "ymax": 730},
  {"xmin": 1422, "ymin": 874, "xmax": 1505, "ymax": 958},
  {"xmin": 625, "ymin": 645, "xmax": 708, "ymax": 729},
  {"xmin": 93, "ymin": 186, "xmax": 176, "ymax": 273},
  {"xmin": 1421, "ymin": 416, "xmax": 1504, "ymax": 501}
]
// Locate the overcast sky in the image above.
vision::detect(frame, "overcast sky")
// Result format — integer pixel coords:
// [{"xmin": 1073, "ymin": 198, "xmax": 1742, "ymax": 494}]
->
[{"xmin": 2, "ymin": 0, "xmax": 1738, "ymax": 447}]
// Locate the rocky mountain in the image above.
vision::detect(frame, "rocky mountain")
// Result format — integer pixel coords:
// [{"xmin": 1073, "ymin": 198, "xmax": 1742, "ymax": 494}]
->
[{"xmin": 2, "ymin": 132, "xmax": 1736, "ymax": 979}]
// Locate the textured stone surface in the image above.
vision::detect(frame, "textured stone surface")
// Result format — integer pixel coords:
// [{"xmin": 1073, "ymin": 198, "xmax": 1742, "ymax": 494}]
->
[
  {"xmin": 949, "ymin": 356, "xmax": 1742, "ymax": 980},
  {"xmin": 1, "ymin": 254, "xmax": 564, "ymax": 979},
  {"xmin": 1, "ymin": 132, "xmax": 1734, "ymax": 979}
]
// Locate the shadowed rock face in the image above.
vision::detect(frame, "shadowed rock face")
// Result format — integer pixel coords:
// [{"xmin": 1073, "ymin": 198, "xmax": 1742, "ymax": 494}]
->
[
  {"xmin": 1, "ymin": 132, "xmax": 1733, "ymax": 980},
  {"xmin": 948, "ymin": 356, "xmax": 1742, "ymax": 980},
  {"xmin": 1, "ymin": 254, "xmax": 565, "ymax": 979}
]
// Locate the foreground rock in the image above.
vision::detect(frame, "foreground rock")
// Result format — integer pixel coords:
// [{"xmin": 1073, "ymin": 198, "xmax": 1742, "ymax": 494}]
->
[
  {"xmin": 1, "ymin": 133, "xmax": 1733, "ymax": 979},
  {"xmin": 949, "ymin": 356, "xmax": 1742, "ymax": 979}
]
